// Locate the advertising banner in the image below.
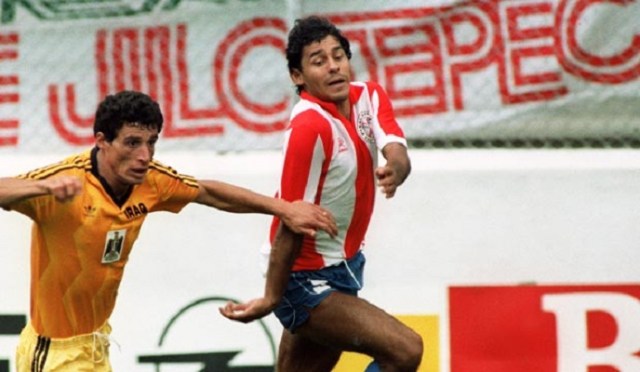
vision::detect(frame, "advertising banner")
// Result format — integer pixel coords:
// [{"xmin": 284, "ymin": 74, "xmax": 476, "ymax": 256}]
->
[
  {"xmin": 0, "ymin": 0, "xmax": 639, "ymax": 153},
  {"xmin": 450, "ymin": 285, "xmax": 640, "ymax": 372}
]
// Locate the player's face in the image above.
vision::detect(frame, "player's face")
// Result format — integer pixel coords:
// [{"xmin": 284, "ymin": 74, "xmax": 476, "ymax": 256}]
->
[
  {"xmin": 292, "ymin": 35, "xmax": 351, "ymax": 105},
  {"xmin": 96, "ymin": 123, "xmax": 159, "ymax": 192}
]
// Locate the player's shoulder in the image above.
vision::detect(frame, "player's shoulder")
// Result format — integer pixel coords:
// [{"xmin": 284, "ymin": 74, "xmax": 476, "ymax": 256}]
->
[
  {"xmin": 289, "ymin": 106, "xmax": 334, "ymax": 139},
  {"xmin": 18, "ymin": 150, "xmax": 91, "ymax": 180},
  {"xmin": 353, "ymin": 81, "xmax": 385, "ymax": 95},
  {"xmin": 147, "ymin": 159, "xmax": 198, "ymax": 188},
  {"xmin": 290, "ymin": 98, "xmax": 332, "ymax": 123},
  {"xmin": 148, "ymin": 158, "xmax": 177, "ymax": 175}
]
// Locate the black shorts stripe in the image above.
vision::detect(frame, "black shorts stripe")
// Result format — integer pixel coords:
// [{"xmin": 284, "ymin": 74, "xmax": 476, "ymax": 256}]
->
[
  {"xmin": 30, "ymin": 336, "xmax": 42, "ymax": 372},
  {"xmin": 31, "ymin": 335, "xmax": 51, "ymax": 372},
  {"xmin": 38, "ymin": 337, "xmax": 51, "ymax": 372}
]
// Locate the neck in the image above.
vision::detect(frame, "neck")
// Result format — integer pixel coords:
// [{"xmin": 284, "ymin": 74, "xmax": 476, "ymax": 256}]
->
[{"xmin": 337, "ymin": 100, "xmax": 350, "ymax": 120}]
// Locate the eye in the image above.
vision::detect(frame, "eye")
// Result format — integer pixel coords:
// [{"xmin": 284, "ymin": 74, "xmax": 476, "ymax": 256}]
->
[
  {"xmin": 333, "ymin": 49, "xmax": 346, "ymax": 60},
  {"xmin": 125, "ymin": 139, "xmax": 141, "ymax": 148},
  {"xmin": 310, "ymin": 57, "xmax": 325, "ymax": 66}
]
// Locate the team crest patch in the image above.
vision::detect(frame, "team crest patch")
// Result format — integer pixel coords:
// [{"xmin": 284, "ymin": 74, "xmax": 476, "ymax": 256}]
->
[
  {"xmin": 356, "ymin": 111, "xmax": 375, "ymax": 144},
  {"xmin": 102, "ymin": 229, "xmax": 126, "ymax": 263}
]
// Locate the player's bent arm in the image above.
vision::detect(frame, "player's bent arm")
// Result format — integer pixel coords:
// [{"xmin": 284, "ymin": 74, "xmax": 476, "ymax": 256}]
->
[
  {"xmin": 195, "ymin": 179, "xmax": 276, "ymax": 213},
  {"xmin": 0, "ymin": 176, "xmax": 81, "ymax": 207},
  {"xmin": 219, "ymin": 225, "xmax": 302, "ymax": 323},
  {"xmin": 263, "ymin": 225, "xmax": 303, "ymax": 306},
  {"xmin": 195, "ymin": 180, "xmax": 337, "ymax": 237}
]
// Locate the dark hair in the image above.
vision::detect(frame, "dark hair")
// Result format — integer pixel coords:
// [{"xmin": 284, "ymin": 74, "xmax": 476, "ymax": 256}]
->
[
  {"xmin": 286, "ymin": 16, "xmax": 351, "ymax": 94},
  {"xmin": 93, "ymin": 90, "xmax": 163, "ymax": 141}
]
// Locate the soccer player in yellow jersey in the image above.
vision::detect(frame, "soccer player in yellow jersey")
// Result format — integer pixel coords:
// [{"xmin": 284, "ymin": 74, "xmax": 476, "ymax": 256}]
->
[{"xmin": 0, "ymin": 90, "xmax": 337, "ymax": 371}]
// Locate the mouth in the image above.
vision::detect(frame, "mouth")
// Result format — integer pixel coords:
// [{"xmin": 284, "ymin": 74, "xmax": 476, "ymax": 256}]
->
[
  {"xmin": 130, "ymin": 168, "xmax": 148, "ymax": 178},
  {"xmin": 327, "ymin": 77, "xmax": 347, "ymax": 87}
]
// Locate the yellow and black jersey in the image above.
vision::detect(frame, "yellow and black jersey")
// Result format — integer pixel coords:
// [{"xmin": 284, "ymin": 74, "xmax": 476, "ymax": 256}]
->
[{"xmin": 8, "ymin": 148, "xmax": 200, "ymax": 338}]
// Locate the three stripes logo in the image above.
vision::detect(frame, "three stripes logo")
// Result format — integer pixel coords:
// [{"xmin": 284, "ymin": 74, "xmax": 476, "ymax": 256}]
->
[{"xmin": 30, "ymin": 336, "xmax": 50, "ymax": 372}]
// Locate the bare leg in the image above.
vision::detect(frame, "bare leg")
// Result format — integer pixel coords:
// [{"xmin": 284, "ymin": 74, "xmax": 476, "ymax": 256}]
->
[
  {"xmin": 277, "ymin": 328, "xmax": 342, "ymax": 372},
  {"xmin": 277, "ymin": 292, "xmax": 424, "ymax": 372}
]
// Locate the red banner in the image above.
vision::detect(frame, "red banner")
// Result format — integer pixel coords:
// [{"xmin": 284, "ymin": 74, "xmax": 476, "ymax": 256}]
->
[{"xmin": 450, "ymin": 285, "xmax": 640, "ymax": 372}]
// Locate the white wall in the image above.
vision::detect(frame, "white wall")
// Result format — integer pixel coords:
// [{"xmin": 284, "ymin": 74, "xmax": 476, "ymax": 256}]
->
[{"xmin": 1, "ymin": 149, "xmax": 639, "ymax": 371}]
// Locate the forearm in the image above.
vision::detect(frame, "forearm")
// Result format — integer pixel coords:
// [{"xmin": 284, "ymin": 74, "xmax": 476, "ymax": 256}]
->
[
  {"xmin": 263, "ymin": 225, "xmax": 303, "ymax": 307},
  {"xmin": 0, "ymin": 177, "xmax": 48, "ymax": 208},
  {"xmin": 217, "ymin": 225, "xmax": 303, "ymax": 323},
  {"xmin": 196, "ymin": 180, "xmax": 286, "ymax": 215},
  {"xmin": 196, "ymin": 180, "xmax": 337, "ymax": 238}
]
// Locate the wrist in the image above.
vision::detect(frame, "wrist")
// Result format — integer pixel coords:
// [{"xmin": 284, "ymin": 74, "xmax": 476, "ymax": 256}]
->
[
  {"xmin": 273, "ymin": 198, "xmax": 288, "ymax": 218},
  {"xmin": 263, "ymin": 295, "xmax": 280, "ymax": 311}
]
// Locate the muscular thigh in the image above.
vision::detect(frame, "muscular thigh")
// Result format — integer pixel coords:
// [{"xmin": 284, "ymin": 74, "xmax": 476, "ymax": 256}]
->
[
  {"xmin": 294, "ymin": 292, "xmax": 413, "ymax": 362},
  {"xmin": 278, "ymin": 329, "xmax": 342, "ymax": 372}
]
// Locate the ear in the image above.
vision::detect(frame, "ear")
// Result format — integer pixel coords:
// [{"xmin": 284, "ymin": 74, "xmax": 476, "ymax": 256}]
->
[
  {"xmin": 95, "ymin": 132, "xmax": 108, "ymax": 150},
  {"xmin": 290, "ymin": 69, "xmax": 304, "ymax": 87}
]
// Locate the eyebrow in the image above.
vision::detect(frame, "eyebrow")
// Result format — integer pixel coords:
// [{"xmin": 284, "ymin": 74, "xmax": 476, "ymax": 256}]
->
[
  {"xmin": 122, "ymin": 134, "xmax": 158, "ymax": 141},
  {"xmin": 307, "ymin": 45, "xmax": 343, "ymax": 60}
]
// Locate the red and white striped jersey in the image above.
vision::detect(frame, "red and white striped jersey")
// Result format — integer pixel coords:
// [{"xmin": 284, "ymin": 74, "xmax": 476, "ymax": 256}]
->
[{"xmin": 265, "ymin": 81, "xmax": 407, "ymax": 271}]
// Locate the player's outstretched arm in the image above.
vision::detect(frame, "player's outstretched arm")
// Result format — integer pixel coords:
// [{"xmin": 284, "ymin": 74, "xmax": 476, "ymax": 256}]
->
[
  {"xmin": 0, "ymin": 176, "xmax": 82, "ymax": 208},
  {"xmin": 375, "ymin": 143, "xmax": 411, "ymax": 199},
  {"xmin": 195, "ymin": 180, "xmax": 337, "ymax": 238},
  {"xmin": 219, "ymin": 224, "xmax": 301, "ymax": 323}
]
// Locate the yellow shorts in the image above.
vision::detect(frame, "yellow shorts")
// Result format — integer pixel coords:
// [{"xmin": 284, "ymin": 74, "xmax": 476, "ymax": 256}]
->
[{"xmin": 15, "ymin": 322, "xmax": 112, "ymax": 372}]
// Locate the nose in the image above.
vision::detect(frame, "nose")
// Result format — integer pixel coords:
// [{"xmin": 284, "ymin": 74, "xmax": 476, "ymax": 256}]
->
[
  {"xmin": 137, "ymin": 144, "xmax": 152, "ymax": 163},
  {"xmin": 328, "ymin": 57, "xmax": 340, "ymax": 71}
]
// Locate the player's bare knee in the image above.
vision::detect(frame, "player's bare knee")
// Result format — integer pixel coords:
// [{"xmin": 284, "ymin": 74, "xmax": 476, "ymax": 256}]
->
[{"xmin": 394, "ymin": 329, "xmax": 423, "ymax": 370}]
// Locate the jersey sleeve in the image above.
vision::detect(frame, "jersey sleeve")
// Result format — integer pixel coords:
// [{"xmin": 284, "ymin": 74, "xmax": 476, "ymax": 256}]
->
[
  {"xmin": 367, "ymin": 81, "xmax": 408, "ymax": 150},
  {"xmin": 147, "ymin": 162, "xmax": 200, "ymax": 213},
  {"xmin": 279, "ymin": 110, "xmax": 333, "ymax": 204},
  {"xmin": 6, "ymin": 158, "xmax": 79, "ymax": 221},
  {"xmin": 6, "ymin": 180, "xmax": 56, "ymax": 221}
]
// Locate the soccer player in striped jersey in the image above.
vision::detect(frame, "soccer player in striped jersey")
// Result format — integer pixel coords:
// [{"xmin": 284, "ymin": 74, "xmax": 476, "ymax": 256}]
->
[
  {"xmin": 0, "ymin": 90, "xmax": 337, "ymax": 371},
  {"xmin": 220, "ymin": 16, "xmax": 423, "ymax": 372}
]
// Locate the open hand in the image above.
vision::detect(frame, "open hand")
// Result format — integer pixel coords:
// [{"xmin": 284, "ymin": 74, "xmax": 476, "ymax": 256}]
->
[
  {"xmin": 281, "ymin": 201, "xmax": 337, "ymax": 238},
  {"xmin": 219, "ymin": 298, "xmax": 276, "ymax": 323}
]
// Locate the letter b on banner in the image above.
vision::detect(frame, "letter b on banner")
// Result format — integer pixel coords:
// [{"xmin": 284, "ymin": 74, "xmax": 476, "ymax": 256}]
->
[
  {"xmin": 449, "ymin": 285, "xmax": 640, "ymax": 372},
  {"xmin": 543, "ymin": 293, "xmax": 640, "ymax": 372}
]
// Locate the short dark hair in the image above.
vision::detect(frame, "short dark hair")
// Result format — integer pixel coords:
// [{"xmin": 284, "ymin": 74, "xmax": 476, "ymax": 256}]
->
[
  {"xmin": 286, "ymin": 16, "xmax": 351, "ymax": 94},
  {"xmin": 93, "ymin": 90, "xmax": 163, "ymax": 141}
]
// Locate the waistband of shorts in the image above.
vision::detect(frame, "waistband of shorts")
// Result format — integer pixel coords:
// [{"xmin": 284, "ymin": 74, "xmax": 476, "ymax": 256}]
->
[{"xmin": 23, "ymin": 322, "xmax": 112, "ymax": 348}]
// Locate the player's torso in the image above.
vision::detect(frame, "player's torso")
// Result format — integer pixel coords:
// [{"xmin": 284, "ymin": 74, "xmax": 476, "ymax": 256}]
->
[
  {"xmin": 26, "ymin": 157, "xmax": 166, "ymax": 336},
  {"xmin": 291, "ymin": 87, "xmax": 379, "ymax": 268}
]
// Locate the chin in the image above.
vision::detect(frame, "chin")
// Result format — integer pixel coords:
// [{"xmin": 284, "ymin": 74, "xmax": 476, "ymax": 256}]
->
[{"xmin": 127, "ymin": 175, "xmax": 146, "ymax": 185}]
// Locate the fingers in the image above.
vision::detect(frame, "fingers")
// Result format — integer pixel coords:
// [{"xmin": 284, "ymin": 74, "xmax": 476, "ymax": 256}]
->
[
  {"xmin": 288, "ymin": 201, "xmax": 337, "ymax": 238},
  {"xmin": 300, "ymin": 228, "xmax": 317, "ymax": 238},
  {"xmin": 375, "ymin": 166, "xmax": 400, "ymax": 199},
  {"xmin": 219, "ymin": 301, "xmax": 250, "ymax": 322},
  {"xmin": 218, "ymin": 299, "xmax": 270, "ymax": 323},
  {"xmin": 45, "ymin": 176, "xmax": 82, "ymax": 202},
  {"xmin": 318, "ymin": 208, "xmax": 337, "ymax": 238},
  {"xmin": 381, "ymin": 186, "xmax": 397, "ymax": 199}
]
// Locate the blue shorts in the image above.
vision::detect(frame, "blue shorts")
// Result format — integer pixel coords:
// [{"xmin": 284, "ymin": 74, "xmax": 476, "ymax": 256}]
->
[{"xmin": 274, "ymin": 250, "xmax": 366, "ymax": 332}]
